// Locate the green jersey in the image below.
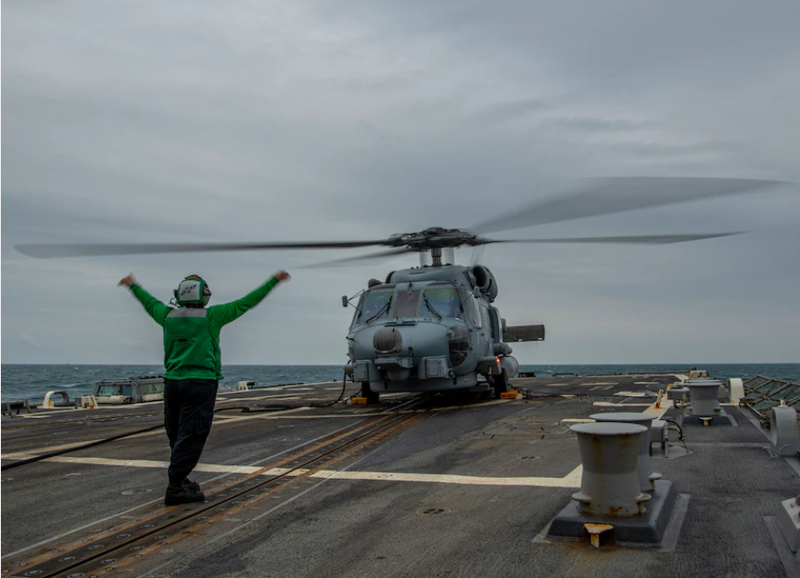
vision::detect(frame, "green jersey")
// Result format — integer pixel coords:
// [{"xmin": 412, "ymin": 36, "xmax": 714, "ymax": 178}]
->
[{"xmin": 129, "ymin": 276, "xmax": 281, "ymax": 380}]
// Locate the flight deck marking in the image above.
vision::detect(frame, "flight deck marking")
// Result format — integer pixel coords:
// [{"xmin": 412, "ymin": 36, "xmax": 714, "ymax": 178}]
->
[
  {"xmin": 306, "ymin": 466, "xmax": 582, "ymax": 488},
  {"xmin": 592, "ymin": 402, "xmax": 652, "ymax": 407},
  {"xmin": 1, "ymin": 399, "xmax": 580, "ymax": 577},
  {"xmin": 0, "ymin": 412, "xmax": 417, "ymax": 575},
  {"xmin": 0, "ymin": 439, "xmax": 105, "ymax": 459},
  {"xmin": 2, "ymin": 400, "xmax": 513, "ymax": 461},
  {"xmin": 1, "ymin": 416, "xmax": 375, "ymax": 562},
  {"xmin": 2, "ymin": 454, "xmax": 583, "ymax": 488}
]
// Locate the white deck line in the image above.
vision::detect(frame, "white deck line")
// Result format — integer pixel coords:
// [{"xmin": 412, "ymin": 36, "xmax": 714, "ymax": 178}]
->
[{"xmin": 0, "ymin": 454, "xmax": 582, "ymax": 488}]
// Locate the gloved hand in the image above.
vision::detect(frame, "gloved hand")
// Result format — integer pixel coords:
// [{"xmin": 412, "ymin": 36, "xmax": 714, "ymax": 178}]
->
[{"xmin": 118, "ymin": 273, "xmax": 137, "ymax": 287}]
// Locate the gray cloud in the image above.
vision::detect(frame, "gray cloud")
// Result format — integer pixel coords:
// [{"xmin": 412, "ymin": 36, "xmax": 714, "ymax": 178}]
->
[{"xmin": 3, "ymin": 0, "xmax": 799, "ymax": 365}]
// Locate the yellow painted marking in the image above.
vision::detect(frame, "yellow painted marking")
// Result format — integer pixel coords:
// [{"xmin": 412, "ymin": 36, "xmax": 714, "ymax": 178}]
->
[
  {"xmin": 634, "ymin": 381, "xmax": 660, "ymax": 385},
  {"xmin": 561, "ymin": 419, "xmax": 595, "ymax": 424},
  {"xmin": 0, "ymin": 456, "xmax": 582, "ymax": 488},
  {"xmin": 546, "ymin": 383, "xmax": 568, "ymax": 387}
]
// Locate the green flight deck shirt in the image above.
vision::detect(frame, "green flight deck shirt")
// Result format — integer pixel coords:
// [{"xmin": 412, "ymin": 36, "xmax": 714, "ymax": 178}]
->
[{"xmin": 128, "ymin": 276, "xmax": 281, "ymax": 380}]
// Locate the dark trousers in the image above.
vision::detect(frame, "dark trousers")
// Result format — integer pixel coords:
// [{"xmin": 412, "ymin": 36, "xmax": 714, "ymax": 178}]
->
[{"xmin": 164, "ymin": 378, "xmax": 218, "ymax": 484}]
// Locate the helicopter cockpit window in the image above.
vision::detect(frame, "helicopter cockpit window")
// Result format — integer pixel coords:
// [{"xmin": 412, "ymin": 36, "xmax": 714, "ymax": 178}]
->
[
  {"xmin": 422, "ymin": 287, "xmax": 464, "ymax": 320},
  {"xmin": 394, "ymin": 290, "xmax": 420, "ymax": 318},
  {"xmin": 357, "ymin": 291, "xmax": 393, "ymax": 324}
]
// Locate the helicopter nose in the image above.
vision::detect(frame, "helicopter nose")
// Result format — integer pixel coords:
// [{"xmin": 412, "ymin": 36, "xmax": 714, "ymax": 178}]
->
[{"xmin": 373, "ymin": 326, "xmax": 403, "ymax": 354}]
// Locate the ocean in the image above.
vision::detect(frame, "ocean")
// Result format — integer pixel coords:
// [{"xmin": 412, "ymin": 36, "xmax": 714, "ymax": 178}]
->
[{"xmin": 2, "ymin": 363, "xmax": 799, "ymax": 405}]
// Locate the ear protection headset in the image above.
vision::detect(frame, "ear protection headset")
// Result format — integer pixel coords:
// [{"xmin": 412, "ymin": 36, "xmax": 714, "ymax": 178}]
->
[{"xmin": 174, "ymin": 275, "xmax": 212, "ymax": 307}]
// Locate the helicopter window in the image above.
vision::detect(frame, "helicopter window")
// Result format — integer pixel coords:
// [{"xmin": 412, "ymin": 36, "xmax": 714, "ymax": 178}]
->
[
  {"xmin": 357, "ymin": 291, "xmax": 393, "ymax": 324},
  {"xmin": 466, "ymin": 294, "xmax": 481, "ymax": 327},
  {"xmin": 466, "ymin": 294, "xmax": 482, "ymax": 327},
  {"xmin": 394, "ymin": 290, "xmax": 420, "ymax": 318},
  {"xmin": 422, "ymin": 287, "xmax": 464, "ymax": 320}
]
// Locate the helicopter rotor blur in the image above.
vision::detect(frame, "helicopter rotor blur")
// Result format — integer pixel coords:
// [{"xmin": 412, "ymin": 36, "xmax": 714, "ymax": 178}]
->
[{"xmin": 15, "ymin": 177, "xmax": 790, "ymax": 401}]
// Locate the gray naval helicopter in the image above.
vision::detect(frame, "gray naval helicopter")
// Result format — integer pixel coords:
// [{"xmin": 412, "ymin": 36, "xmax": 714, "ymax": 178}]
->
[
  {"xmin": 16, "ymin": 177, "xmax": 789, "ymax": 402},
  {"xmin": 340, "ymin": 235, "xmax": 543, "ymax": 402}
]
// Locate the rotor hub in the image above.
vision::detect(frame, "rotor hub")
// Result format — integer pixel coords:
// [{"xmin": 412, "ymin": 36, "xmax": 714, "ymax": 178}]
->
[{"xmin": 388, "ymin": 228, "xmax": 480, "ymax": 251}]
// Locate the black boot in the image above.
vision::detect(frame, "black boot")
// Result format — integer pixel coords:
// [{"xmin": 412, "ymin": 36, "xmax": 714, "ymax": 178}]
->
[
  {"xmin": 183, "ymin": 478, "xmax": 201, "ymax": 492},
  {"xmin": 165, "ymin": 480, "xmax": 205, "ymax": 506}
]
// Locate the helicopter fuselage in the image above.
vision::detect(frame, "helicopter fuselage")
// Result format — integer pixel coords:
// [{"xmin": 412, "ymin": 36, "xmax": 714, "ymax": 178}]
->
[{"xmin": 344, "ymin": 264, "xmax": 521, "ymax": 395}]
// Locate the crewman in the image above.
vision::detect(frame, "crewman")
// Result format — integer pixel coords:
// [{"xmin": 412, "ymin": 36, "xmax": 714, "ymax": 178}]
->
[{"xmin": 119, "ymin": 271, "xmax": 291, "ymax": 505}]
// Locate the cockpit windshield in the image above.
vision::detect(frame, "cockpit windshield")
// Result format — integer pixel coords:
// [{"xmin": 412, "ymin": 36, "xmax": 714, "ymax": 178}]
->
[
  {"xmin": 356, "ymin": 291, "xmax": 392, "ymax": 324},
  {"xmin": 355, "ymin": 285, "xmax": 464, "ymax": 325},
  {"xmin": 422, "ymin": 286, "xmax": 464, "ymax": 320}
]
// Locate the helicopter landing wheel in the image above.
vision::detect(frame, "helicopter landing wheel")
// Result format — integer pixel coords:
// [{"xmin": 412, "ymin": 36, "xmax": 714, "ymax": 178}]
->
[
  {"xmin": 360, "ymin": 382, "xmax": 380, "ymax": 404},
  {"xmin": 492, "ymin": 370, "xmax": 510, "ymax": 398}
]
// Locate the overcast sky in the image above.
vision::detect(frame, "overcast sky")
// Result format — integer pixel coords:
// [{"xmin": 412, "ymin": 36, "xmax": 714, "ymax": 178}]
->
[{"xmin": 3, "ymin": 0, "xmax": 799, "ymax": 366}]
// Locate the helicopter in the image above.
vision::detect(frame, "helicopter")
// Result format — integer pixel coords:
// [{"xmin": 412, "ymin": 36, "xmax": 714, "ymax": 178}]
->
[
  {"xmin": 15, "ymin": 177, "xmax": 790, "ymax": 402},
  {"xmin": 339, "ymin": 242, "xmax": 544, "ymax": 402}
]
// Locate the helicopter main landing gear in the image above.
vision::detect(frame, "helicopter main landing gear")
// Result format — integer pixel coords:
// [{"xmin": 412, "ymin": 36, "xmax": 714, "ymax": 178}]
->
[
  {"xmin": 357, "ymin": 382, "xmax": 380, "ymax": 404},
  {"xmin": 491, "ymin": 370, "xmax": 512, "ymax": 399}
]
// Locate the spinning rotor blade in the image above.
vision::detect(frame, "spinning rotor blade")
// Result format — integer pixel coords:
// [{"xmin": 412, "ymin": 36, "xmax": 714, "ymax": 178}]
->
[
  {"xmin": 470, "ymin": 245, "xmax": 486, "ymax": 266},
  {"xmin": 481, "ymin": 232, "xmax": 742, "ymax": 245},
  {"xmin": 14, "ymin": 239, "xmax": 390, "ymax": 259},
  {"xmin": 299, "ymin": 248, "xmax": 413, "ymax": 268},
  {"xmin": 470, "ymin": 177, "xmax": 788, "ymax": 235}
]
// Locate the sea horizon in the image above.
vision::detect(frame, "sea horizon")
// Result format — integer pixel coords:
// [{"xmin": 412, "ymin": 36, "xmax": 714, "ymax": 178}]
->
[{"xmin": 3, "ymin": 362, "xmax": 798, "ymax": 405}]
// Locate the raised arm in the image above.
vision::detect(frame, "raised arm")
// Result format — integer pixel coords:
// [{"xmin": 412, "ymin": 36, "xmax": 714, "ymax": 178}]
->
[
  {"xmin": 119, "ymin": 273, "xmax": 170, "ymax": 326},
  {"xmin": 210, "ymin": 271, "xmax": 291, "ymax": 327}
]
